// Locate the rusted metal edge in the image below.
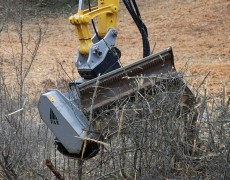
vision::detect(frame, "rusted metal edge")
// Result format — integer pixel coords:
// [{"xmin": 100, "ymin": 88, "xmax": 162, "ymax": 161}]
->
[
  {"xmin": 78, "ymin": 47, "xmax": 174, "ymax": 91},
  {"xmin": 72, "ymin": 47, "xmax": 185, "ymax": 111}
]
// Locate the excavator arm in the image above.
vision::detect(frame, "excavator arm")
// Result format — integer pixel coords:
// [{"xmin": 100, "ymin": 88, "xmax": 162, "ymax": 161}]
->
[
  {"xmin": 69, "ymin": 0, "xmax": 121, "ymax": 79},
  {"xmin": 69, "ymin": 0, "xmax": 119, "ymax": 54}
]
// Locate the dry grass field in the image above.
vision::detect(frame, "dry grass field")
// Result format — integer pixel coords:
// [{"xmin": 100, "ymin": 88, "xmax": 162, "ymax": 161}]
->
[{"xmin": 0, "ymin": 0, "xmax": 229, "ymax": 97}]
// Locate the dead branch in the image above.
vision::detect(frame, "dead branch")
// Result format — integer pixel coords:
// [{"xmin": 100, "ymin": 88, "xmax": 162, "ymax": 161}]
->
[{"xmin": 45, "ymin": 159, "xmax": 64, "ymax": 180}]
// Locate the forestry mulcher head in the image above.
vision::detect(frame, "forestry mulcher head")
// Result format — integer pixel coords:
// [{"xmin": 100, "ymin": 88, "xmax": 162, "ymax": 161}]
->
[{"xmin": 38, "ymin": 47, "xmax": 194, "ymax": 160}]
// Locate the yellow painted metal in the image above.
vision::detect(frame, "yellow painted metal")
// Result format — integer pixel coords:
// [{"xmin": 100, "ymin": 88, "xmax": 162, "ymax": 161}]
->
[
  {"xmin": 69, "ymin": 0, "xmax": 119, "ymax": 56},
  {"xmin": 48, "ymin": 95, "xmax": 56, "ymax": 103},
  {"xmin": 98, "ymin": 0, "xmax": 119, "ymax": 37}
]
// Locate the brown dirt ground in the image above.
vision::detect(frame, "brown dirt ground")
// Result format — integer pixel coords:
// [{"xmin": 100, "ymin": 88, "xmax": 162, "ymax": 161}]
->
[{"xmin": 1, "ymin": 0, "xmax": 230, "ymax": 98}]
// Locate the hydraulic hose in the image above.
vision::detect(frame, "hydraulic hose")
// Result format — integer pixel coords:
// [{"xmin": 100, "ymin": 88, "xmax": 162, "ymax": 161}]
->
[{"xmin": 122, "ymin": 0, "xmax": 150, "ymax": 58}]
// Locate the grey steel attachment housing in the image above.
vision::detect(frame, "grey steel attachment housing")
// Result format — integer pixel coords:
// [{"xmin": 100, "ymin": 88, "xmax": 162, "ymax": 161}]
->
[{"xmin": 38, "ymin": 87, "xmax": 100, "ymax": 159}]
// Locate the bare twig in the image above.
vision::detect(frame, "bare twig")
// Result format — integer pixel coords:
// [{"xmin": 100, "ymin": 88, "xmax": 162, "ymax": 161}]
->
[
  {"xmin": 7, "ymin": 108, "xmax": 23, "ymax": 116},
  {"xmin": 75, "ymin": 136, "xmax": 110, "ymax": 147},
  {"xmin": 89, "ymin": 74, "xmax": 100, "ymax": 130}
]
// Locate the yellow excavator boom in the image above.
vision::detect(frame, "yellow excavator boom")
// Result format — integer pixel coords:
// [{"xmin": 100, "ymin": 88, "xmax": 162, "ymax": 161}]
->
[{"xmin": 69, "ymin": 0, "xmax": 119, "ymax": 55}]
